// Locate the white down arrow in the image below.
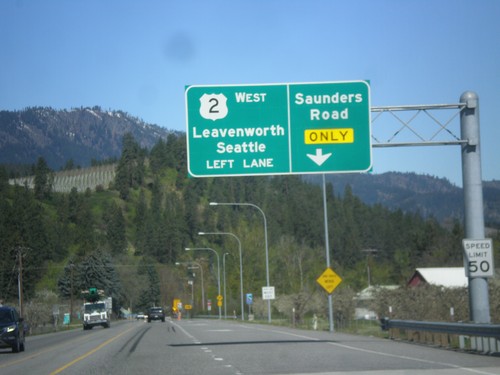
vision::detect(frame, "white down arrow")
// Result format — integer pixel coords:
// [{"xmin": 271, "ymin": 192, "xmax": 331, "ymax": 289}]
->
[{"xmin": 307, "ymin": 148, "xmax": 332, "ymax": 166}]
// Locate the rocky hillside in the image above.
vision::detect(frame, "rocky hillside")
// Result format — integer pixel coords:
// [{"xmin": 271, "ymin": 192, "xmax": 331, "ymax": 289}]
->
[{"xmin": 0, "ymin": 106, "xmax": 174, "ymax": 169}]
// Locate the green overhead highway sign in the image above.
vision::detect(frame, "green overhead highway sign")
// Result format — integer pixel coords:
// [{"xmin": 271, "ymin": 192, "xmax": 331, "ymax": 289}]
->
[{"xmin": 185, "ymin": 81, "xmax": 371, "ymax": 177}]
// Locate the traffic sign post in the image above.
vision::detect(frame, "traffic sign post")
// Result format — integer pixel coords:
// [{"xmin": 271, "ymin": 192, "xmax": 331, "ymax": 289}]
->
[
  {"xmin": 217, "ymin": 294, "xmax": 223, "ymax": 307},
  {"xmin": 185, "ymin": 81, "xmax": 371, "ymax": 177},
  {"xmin": 262, "ymin": 286, "xmax": 275, "ymax": 300},
  {"xmin": 316, "ymin": 267, "xmax": 342, "ymax": 294},
  {"xmin": 462, "ymin": 238, "xmax": 494, "ymax": 278},
  {"xmin": 246, "ymin": 293, "xmax": 253, "ymax": 305}
]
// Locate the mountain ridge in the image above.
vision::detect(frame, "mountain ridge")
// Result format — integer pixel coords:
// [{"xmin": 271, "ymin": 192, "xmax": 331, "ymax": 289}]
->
[
  {"xmin": 305, "ymin": 172, "xmax": 500, "ymax": 228},
  {"xmin": 0, "ymin": 106, "xmax": 174, "ymax": 170},
  {"xmin": 2, "ymin": 107, "xmax": 499, "ymax": 229}
]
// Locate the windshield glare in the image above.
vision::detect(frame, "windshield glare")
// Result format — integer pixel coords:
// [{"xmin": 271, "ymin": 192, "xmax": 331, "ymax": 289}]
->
[{"xmin": 85, "ymin": 303, "xmax": 106, "ymax": 313}]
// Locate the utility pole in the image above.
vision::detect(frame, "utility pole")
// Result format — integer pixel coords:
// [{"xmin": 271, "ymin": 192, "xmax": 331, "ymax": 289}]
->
[
  {"xmin": 19, "ymin": 250, "xmax": 23, "ymax": 317},
  {"xmin": 362, "ymin": 249, "xmax": 378, "ymax": 287},
  {"xmin": 69, "ymin": 262, "xmax": 75, "ymax": 322},
  {"xmin": 16, "ymin": 246, "xmax": 28, "ymax": 317}
]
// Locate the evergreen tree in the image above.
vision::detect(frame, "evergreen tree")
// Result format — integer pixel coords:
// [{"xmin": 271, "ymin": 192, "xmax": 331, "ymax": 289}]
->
[
  {"xmin": 164, "ymin": 191, "xmax": 186, "ymax": 263},
  {"xmin": 150, "ymin": 176, "xmax": 163, "ymax": 216},
  {"xmin": 100, "ymin": 251, "xmax": 124, "ymax": 306},
  {"xmin": 77, "ymin": 250, "xmax": 122, "ymax": 300},
  {"xmin": 63, "ymin": 159, "xmax": 75, "ymax": 171},
  {"xmin": 169, "ymin": 134, "xmax": 187, "ymax": 172},
  {"xmin": 0, "ymin": 193, "xmax": 15, "ymax": 300},
  {"xmin": 134, "ymin": 189, "xmax": 148, "ymax": 255},
  {"xmin": 137, "ymin": 259, "xmax": 160, "ymax": 309},
  {"xmin": 0, "ymin": 185, "xmax": 54, "ymax": 299},
  {"xmin": 114, "ymin": 133, "xmax": 145, "ymax": 199},
  {"xmin": 0, "ymin": 165, "xmax": 8, "ymax": 195},
  {"xmin": 147, "ymin": 177, "xmax": 170, "ymax": 261},
  {"xmin": 74, "ymin": 196, "xmax": 96, "ymax": 257},
  {"xmin": 67, "ymin": 187, "xmax": 81, "ymax": 224},
  {"xmin": 33, "ymin": 157, "xmax": 53, "ymax": 200},
  {"xmin": 57, "ymin": 259, "xmax": 78, "ymax": 299},
  {"xmin": 104, "ymin": 201, "xmax": 127, "ymax": 255},
  {"xmin": 183, "ymin": 180, "xmax": 205, "ymax": 240},
  {"xmin": 149, "ymin": 138, "xmax": 167, "ymax": 174},
  {"xmin": 335, "ymin": 185, "xmax": 363, "ymax": 267}
]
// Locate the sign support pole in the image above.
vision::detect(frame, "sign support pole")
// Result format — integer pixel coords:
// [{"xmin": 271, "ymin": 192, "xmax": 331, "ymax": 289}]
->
[
  {"xmin": 460, "ymin": 91, "xmax": 490, "ymax": 323},
  {"xmin": 322, "ymin": 174, "xmax": 334, "ymax": 332}
]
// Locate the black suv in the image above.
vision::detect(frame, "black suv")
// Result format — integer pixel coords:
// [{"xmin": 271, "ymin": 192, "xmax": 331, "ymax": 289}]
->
[
  {"xmin": 0, "ymin": 306, "xmax": 25, "ymax": 353},
  {"xmin": 147, "ymin": 307, "xmax": 165, "ymax": 322}
]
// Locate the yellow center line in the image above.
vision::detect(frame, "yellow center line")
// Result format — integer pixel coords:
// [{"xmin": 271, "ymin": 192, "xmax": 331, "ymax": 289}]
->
[
  {"xmin": 49, "ymin": 326, "xmax": 136, "ymax": 375},
  {"xmin": 0, "ymin": 332, "xmax": 92, "ymax": 369}
]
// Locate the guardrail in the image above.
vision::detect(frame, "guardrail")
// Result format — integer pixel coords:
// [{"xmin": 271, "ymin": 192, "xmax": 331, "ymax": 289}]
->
[{"xmin": 380, "ymin": 318, "xmax": 500, "ymax": 354}]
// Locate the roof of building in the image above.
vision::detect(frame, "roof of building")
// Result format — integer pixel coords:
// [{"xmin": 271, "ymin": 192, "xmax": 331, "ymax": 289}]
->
[{"xmin": 408, "ymin": 267, "xmax": 468, "ymax": 288}]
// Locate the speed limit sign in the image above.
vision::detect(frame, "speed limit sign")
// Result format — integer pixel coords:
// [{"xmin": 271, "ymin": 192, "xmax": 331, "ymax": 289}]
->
[{"xmin": 462, "ymin": 238, "xmax": 494, "ymax": 278}]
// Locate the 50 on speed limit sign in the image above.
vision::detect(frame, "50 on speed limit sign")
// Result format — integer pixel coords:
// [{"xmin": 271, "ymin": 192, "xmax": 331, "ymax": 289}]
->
[{"xmin": 462, "ymin": 238, "xmax": 494, "ymax": 278}]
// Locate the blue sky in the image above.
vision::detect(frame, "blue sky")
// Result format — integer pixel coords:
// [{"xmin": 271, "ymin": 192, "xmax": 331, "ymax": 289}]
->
[{"xmin": 1, "ymin": 0, "xmax": 499, "ymax": 186}]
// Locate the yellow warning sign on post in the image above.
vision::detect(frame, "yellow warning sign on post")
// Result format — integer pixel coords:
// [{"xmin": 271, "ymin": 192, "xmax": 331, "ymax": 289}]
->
[{"xmin": 316, "ymin": 267, "xmax": 342, "ymax": 294}]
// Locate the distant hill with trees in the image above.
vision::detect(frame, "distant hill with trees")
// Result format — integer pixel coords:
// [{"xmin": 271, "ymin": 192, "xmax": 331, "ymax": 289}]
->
[
  {"xmin": 1, "ymin": 128, "xmax": 499, "ymax": 327},
  {"xmin": 3, "ymin": 107, "xmax": 499, "ymax": 228},
  {"xmin": 305, "ymin": 173, "xmax": 500, "ymax": 229}
]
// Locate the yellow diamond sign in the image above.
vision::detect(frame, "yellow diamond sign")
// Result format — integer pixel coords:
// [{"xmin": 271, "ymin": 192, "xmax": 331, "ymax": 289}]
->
[{"xmin": 316, "ymin": 267, "xmax": 342, "ymax": 294}]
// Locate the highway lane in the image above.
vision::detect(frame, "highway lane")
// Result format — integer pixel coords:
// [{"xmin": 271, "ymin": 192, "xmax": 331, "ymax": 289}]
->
[
  {"xmin": 171, "ymin": 319, "xmax": 500, "ymax": 375},
  {"xmin": 0, "ymin": 319, "xmax": 235, "ymax": 375},
  {"xmin": 0, "ymin": 318, "xmax": 499, "ymax": 374}
]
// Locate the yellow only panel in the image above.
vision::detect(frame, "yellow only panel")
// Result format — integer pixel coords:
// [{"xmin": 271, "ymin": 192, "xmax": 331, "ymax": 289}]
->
[{"xmin": 304, "ymin": 128, "xmax": 354, "ymax": 144}]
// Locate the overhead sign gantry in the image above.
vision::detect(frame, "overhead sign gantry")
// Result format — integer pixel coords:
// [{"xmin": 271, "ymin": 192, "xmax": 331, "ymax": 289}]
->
[{"xmin": 185, "ymin": 80, "xmax": 371, "ymax": 177}]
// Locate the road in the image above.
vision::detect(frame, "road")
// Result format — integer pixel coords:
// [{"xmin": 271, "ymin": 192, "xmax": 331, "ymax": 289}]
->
[{"xmin": 1, "ymin": 318, "xmax": 499, "ymax": 375}]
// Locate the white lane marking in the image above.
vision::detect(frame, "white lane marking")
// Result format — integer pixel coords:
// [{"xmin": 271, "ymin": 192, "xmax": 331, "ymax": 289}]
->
[
  {"xmin": 207, "ymin": 329, "xmax": 233, "ymax": 332},
  {"xmin": 246, "ymin": 325, "xmax": 500, "ymax": 375}
]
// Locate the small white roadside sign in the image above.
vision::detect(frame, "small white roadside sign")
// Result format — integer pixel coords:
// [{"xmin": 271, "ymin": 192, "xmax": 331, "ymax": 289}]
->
[{"xmin": 262, "ymin": 286, "xmax": 276, "ymax": 300}]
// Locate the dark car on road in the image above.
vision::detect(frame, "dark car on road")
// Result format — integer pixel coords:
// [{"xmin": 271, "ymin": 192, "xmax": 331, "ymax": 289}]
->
[
  {"xmin": 147, "ymin": 307, "xmax": 165, "ymax": 322},
  {"xmin": 0, "ymin": 306, "xmax": 25, "ymax": 353}
]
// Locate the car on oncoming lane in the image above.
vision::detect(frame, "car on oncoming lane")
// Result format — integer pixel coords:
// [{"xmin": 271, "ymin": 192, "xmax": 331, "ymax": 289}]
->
[{"xmin": 0, "ymin": 305, "xmax": 25, "ymax": 353}]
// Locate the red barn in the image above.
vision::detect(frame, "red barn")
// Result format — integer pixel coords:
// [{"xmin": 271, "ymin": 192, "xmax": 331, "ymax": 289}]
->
[{"xmin": 407, "ymin": 267, "xmax": 468, "ymax": 288}]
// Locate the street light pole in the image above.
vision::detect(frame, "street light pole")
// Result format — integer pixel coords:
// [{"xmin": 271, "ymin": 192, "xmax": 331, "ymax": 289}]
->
[
  {"xmin": 223, "ymin": 252, "xmax": 230, "ymax": 319},
  {"xmin": 210, "ymin": 202, "xmax": 272, "ymax": 323},
  {"xmin": 176, "ymin": 261, "xmax": 205, "ymax": 311},
  {"xmin": 185, "ymin": 247, "xmax": 221, "ymax": 319},
  {"xmin": 321, "ymin": 175, "xmax": 334, "ymax": 332},
  {"xmin": 198, "ymin": 231, "xmax": 244, "ymax": 321},
  {"xmin": 188, "ymin": 279, "xmax": 194, "ymax": 309}
]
